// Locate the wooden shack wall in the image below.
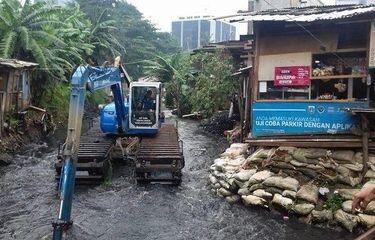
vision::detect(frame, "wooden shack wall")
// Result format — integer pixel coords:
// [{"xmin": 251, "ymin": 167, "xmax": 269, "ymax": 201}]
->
[
  {"xmin": 0, "ymin": 67, "xmax": 31, "ymax": 136},
  {"xmin": 252, "ymin": 20, "xmax": 371, "ymax": 101}
]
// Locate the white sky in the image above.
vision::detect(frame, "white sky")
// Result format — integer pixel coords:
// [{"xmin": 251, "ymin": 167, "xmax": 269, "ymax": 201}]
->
[
  {"xmin": 126, "ymin": 0, "xmax": 335, "ymax": 35},
  {"xmin": 126, "ymin": 0, "xmax": 249, "ymax": 34}
]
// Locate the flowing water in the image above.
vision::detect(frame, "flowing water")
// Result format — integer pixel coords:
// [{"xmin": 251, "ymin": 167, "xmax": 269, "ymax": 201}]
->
[{"xmin": 0, "ymin": 119, "xmax": 356, "ymax": 240}]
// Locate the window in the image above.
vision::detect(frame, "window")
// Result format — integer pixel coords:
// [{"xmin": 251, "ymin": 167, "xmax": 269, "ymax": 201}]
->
[
  {"xmin": 311, "ymin": 51, "xmax": 368, "ymax": 101},
  {"xmin": 131, "ymin": 86, "xmax": 157, "ymax": 127},
  {"xmin": 259, "ymin": 81, "xmax": 309, "ymax": 100}
]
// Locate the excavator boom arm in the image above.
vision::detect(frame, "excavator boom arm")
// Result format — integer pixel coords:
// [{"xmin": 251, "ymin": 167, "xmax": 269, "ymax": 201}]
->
[{"xmin": 52, "ymin": 65, "xmax": 127, "ymax": 240}]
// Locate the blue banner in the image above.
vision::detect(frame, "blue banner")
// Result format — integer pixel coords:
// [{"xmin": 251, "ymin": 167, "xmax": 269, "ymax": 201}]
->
[{"xmin": 252, "ymin": 101, "xmax": 368, "ymax": 138}]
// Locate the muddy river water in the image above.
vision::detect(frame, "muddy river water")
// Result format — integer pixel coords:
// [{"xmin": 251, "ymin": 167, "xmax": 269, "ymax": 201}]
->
[{"xmin": 0, "ymin": 119, "xmax": 355, "ymax": 240}]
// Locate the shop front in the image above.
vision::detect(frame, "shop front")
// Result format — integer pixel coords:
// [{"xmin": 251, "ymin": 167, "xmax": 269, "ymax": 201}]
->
[{"xmin": 248, "ymin": 8, "xmax": 375, "ymax": 138}]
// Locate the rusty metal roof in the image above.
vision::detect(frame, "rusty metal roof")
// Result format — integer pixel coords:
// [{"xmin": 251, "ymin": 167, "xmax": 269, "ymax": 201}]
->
[
  {"xmin": 219, "ymin": 4, "xmax": 375, "ymax": 23},
  {"xmin": 0, "ymin": 58, "xmax": 38, "ymax": 69}
]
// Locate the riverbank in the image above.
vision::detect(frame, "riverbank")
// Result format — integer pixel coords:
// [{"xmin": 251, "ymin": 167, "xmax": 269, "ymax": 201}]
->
[
  {"xmin": 0, "ymin": 119, "xmax": 355, "ymax": 240},
  {"xmin": 0, "ymin": 109, "xmax": 55, "ymax": 165},
  {"xmin": 209, "ymin": 143, "xmax": 375, "ymax": 235}
]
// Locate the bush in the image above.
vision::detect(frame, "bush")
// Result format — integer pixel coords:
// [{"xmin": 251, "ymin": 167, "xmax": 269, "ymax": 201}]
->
[
  {"xmin": 323, "ymin": 193, "xmax": 345, "ymax": 211},
  {"xmin": 39, "ymin": 82, "xmax": 108, "ymax": 124},
  {"xmin": 188, "ymin": 51, "xmax": 237, "ymax": 118}
]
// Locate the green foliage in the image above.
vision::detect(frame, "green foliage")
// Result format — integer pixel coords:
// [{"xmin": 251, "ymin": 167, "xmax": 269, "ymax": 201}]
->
[
  {"xmin": 323, "ymin": 193, "xmax": 345, "ymax": 211},
  {"xmin": 39, "ymin": 83, "xmax": 107, "ymax": 123},
  {"xmin": 0, "ymin": 0, "xmax": 180, "ymax": 122},
  {"xmin": 144, "ymin": 50, "xmax": 237, "ymax": 118},
  {"xmin": 39, "ymin": 82, "xmax": 70, "ymax": 123},
  {"xmin": 75, "ymin": 0, "xmax": 180, "ymax": 79},
  {"xmin": 144, "ymin": 53, "xmax": 192, "ymax": 116},
  {"xmin": 189, "ymin": 51, "xmax": 236, "ymax": 117},
  {"xmin": 86, "ymin": 89, "xmax": 107, "ymax": 110}
]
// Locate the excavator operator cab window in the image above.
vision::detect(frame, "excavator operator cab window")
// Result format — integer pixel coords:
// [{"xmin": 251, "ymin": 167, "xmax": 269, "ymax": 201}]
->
[{"xmin": 131, "ymin": 86, "xmax": 158, "ymax": 127}]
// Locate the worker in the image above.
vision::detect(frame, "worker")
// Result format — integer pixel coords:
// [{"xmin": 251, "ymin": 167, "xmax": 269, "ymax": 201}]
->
[
  {"xmin": 142, "ymin": 90, "xmax": 155, "ymax": 110},
  {"xmin": 352, "ymin": 183, "xmax": 375, "ymax": 211}
]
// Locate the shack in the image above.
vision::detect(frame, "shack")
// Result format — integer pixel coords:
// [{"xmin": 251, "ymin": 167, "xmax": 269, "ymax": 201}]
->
[
  {"xmin": 221, "ymin": 4, "xmax": 375, "ymax": 142},
  {"xmin": 0, "ymin": 59, "xmax": 38, "ymax": 136}
]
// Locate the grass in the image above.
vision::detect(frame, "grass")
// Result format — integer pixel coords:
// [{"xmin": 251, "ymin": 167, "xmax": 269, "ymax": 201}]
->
[{"xmin": 323, "ymin": 193, "xmax": 344, "ymax": 211}]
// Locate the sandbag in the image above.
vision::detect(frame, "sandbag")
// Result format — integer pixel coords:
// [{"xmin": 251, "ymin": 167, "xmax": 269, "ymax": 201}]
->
[
  {"xmin": 282, "ymin": 190, "xmax": 297, "ymax": 199},
  {"xmin": 290, "ymin": 160, "xmax": 308, "ymax": 167},
  {"xmin": 218, "ymin": 187, "xmax": 233, "ymax": 197},
  {"xmin": 252, "ymin": 189, "xmax": 273, "ymax": 200},
  {"xmin": 342, "ymin": 163, "xmax": 363, "ymax": 172},
  {"xmin": 249, "ymin": 183, "xmax": 264, "ymax": 192},
  {"xmin": 365, "ymin": 170, "xmax": 375, "ymax": 179},
  {"xmin": 209, "ymin": 175, "xmax": 218, "ymax": 185},
  {"xmin": 342, "ymin": 200, "xmax": 354, "ymax": 214},
  {"xmin": 337, "ymin": 175, "xmax": 361, "ymax": 187},
  {"xmin": 249, "ymin": 170, "xmax": 274, "ymax": 184},
  {"xmin": 311, "ymin": 210, "xmax": 333, "ymax": 223},
  {"xmin": 272, "ymin": 194, "xmax": 293, "ymax": 210},
  {"xmin": 353, "ymin": 152, "xmax": 363, "ymax": 163},
  {"xmin": 226, "ymin": 195, "xmax": 241, "ymax": 204},
  {"xmin": 334, "ymin": 209, "xmax": 358, "ymax": 232},
  {"xmin": 331, "ymin": 150, "xmax": 355, "ymax": 162},
  {"xmin": 365, "ymin": 201, "xmax": 375, "ymax": 215},
  {"xmin": 305, "ymin": 148, "xmax": 328, "ymax": 159},
  {"xmin": 337, "ymin": 189, "xmax": 360, "ymax": 200},
  {"xmin": 233, "ymin": 169, "xmax": 257, "ymax": 181},
  {"xmin": 263, "ymin": 176, "xmax": 299, "ymax": 192},
  {"xmin": 238, "ymin": 188, "xmax": 251, "ymax": 196},
  {"xmin": 242, "ymin": 195, "xmax": 267, "ymax": 207},
  {"xmin": 221, "ymin": 143, "xmax": 248, "ymax": 158},
  {"xmin": 296, "ymin": 184, "xmax": 319, "ymax": 204},
  {"xmin": 358, "ymin": 214, "xmax": 375, "ymax": 229},
  {"xmin": 293, "ymin": 203, "xmax": 315, "ymax": 215}
]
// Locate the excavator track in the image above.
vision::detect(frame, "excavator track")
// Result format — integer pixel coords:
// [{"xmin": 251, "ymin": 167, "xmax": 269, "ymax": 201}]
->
[
  {"xmin": 55, "ymin": 137, "xmax": 114, "ymax": 185},
  {"xmin": 135, "ymin": 123, "xmax": 184, "ymax": 185}
]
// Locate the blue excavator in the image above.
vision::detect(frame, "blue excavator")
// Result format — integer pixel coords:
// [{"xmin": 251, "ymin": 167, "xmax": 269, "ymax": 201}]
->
[{"xmin": 52, "ymin": 60, "xmax": 184, "ymax": 239}]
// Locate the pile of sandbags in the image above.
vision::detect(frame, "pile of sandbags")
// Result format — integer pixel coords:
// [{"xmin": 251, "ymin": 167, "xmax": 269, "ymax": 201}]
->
[
  {"xmin": 241, "ymin": 147, "xmax": 372, "ymax": 187},
  {"xmin": 208, "ymin": 145, "xmax": 375, "ymax": 232}
]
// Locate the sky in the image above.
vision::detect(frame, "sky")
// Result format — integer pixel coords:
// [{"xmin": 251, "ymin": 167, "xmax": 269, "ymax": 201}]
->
[
  {"xmin": 126, "ymin": 0, "xmax": 249, "ymax": 34},
  {"xmin": 126, "ymin": 0, "xmax": 335, "ymax": 35}
]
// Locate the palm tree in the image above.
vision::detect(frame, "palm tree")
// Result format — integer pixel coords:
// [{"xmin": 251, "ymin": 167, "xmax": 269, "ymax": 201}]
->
[
  {"xmin": 143, "ymin": 53, "xmax": 191, "ymax": 116},
  {"xmin": 88, "ymin": 9, "xmax": 125, "ymax": 63},
  {"xmin": 0, "ymin": 0, "xmax": 66, "ymax": 69}
]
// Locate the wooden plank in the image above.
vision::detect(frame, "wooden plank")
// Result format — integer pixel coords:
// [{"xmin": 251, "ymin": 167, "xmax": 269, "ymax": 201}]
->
[
  {"xmin": 311, "ymin": 74, "xmax": 367, "ymax": 80},
  {"xmin": 245, "ymin": 141, "xmax": 365, "ymax": 148},
  {"xmin": 355, "ymin": 226, "xmax": 375, "ymax": 240}
]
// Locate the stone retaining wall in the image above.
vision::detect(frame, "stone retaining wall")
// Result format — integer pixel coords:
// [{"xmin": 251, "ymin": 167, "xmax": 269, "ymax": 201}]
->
[{"xmin": 209, "ymin": 143, "xmax": 375, "ymax": 232}]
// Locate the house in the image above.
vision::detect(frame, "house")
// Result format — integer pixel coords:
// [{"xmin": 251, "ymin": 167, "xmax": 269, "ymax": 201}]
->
[
  {"xmin": 217, "ymin": 4, "xmax": 375, "ymax": 147},
  {"xmin": 0, "ymin": 59, "xmax": 38, "ymax": 136}
]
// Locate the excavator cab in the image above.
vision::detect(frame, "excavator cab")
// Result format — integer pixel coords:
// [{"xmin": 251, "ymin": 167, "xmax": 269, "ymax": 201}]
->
[
  {"xmin": 128, "ymin": 82, "xmax": 161, "ymax": 135},
  {"xmin": 100, "ymin": 82, "xmax": 162, "ymax": 135}
]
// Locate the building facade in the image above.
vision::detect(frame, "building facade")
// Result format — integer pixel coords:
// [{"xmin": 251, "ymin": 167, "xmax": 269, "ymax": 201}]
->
[{"xmin": 171, "ymin": 16, "xmax": 236, "ymax": 51}]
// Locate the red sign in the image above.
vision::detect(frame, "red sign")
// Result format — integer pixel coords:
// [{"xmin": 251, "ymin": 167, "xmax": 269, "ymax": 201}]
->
[{"xmin": 274, "ymin": 66, "xmax": 310, "ymax": 86}]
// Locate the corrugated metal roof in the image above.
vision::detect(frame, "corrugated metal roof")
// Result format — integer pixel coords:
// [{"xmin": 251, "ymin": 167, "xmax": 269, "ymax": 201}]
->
[
  {"xmin": 0, "ymin": 58, "xmax": 38, "ymax": 69},
  {"xmin": 219, "ymin": 4, "xmax": 375, "ymax": 23}
]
